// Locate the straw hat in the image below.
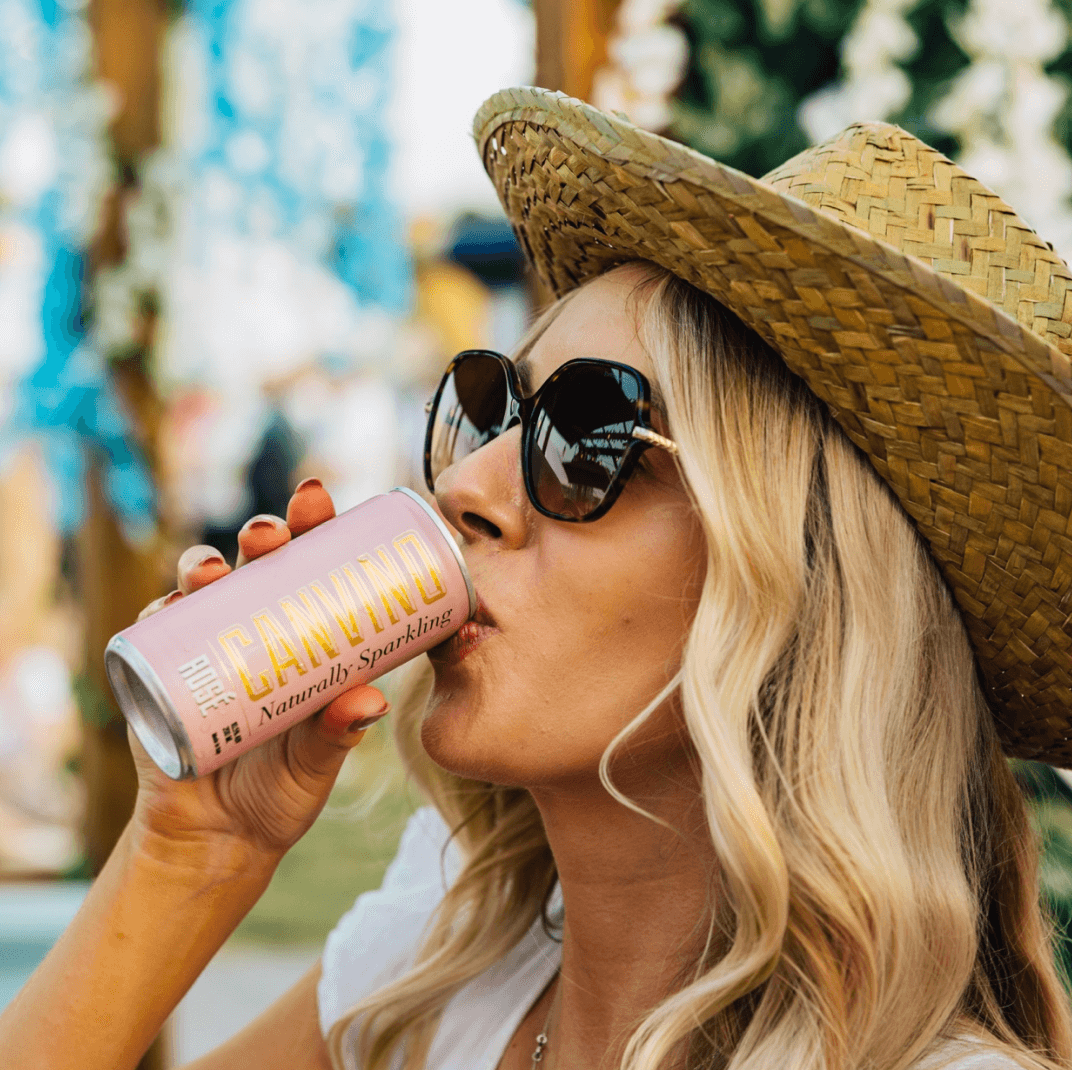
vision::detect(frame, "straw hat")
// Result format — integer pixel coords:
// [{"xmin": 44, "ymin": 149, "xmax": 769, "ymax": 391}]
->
[{"xmin": 473, "ymin": 85, "xmax": 1072, "ymax": 767}]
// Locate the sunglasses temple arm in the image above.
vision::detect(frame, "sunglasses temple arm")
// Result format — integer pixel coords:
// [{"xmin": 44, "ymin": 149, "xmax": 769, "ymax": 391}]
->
[{"xmin": 632, "ymin": 427, "xmax": 679, "ymax": 455}]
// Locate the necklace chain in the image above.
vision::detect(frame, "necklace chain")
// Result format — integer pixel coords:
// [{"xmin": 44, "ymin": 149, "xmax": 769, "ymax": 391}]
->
[{"xmin": 530, "ymin": 974, "xmax": 560, "ymax": 1070}]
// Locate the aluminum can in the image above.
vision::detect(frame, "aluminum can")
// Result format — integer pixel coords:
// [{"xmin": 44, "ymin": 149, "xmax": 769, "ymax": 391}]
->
[{"xmin": 105, "ymin": 487, "xmax": 474, "ymax": 779}]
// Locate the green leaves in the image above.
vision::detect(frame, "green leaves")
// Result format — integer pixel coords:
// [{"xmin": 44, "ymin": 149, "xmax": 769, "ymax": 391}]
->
[
  {"xmin": 670, "ymin": 0, "xmax": 974, "ymax": 172},
  {"xmin": 672, "ymin": 0, "xmax": 865, "ymax": 175},
  {"xmin": 1014, "ymin": 761, "xmax": 1072, "ymax": 987}
]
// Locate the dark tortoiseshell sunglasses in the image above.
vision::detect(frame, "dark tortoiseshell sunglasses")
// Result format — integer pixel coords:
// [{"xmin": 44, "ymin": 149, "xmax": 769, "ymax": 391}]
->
[{"xmin": 423, "ymin": 349, "xmax": 678, "ymax": 522}]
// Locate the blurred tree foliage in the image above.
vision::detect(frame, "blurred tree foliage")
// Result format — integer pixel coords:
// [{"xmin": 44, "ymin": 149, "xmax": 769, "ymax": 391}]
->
[
  {"xmin": 1047, "ymin": 0, "xmax": 1072, "ymax": 155},
  {"xmin": 896, "ymin": 0, "xmax": 971, "ymax": 157},
  {"xmin": 1014, "ymin": 762, "xmax": 1072, "ymax": 986},
  {"xmin": 670, "ymin": 0, "xmax": 972, "ymax": 176},
  {"xmin": 672, "ymin": 0, "xmax": 864, "ymax": 175}
]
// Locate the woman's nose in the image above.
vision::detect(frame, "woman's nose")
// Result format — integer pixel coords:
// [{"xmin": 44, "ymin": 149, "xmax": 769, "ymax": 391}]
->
[{"xmin": 434, "ymin": 426, "xmax": 532, "ymax": 549}]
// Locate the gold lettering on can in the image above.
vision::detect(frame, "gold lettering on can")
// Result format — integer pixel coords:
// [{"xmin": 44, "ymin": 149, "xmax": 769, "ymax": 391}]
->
[
  {"xmin": 340, "ymin": 564, "xmax": 386, "ymax": 634},
  {"xmin": 252, "ymin": 609, "xmax": 308, "ymax": 687},
  {"xmin": 218, "ymin": 626, "xmax": 273, "ymax": 701},
  {"xmin": 279, "ymin": 587, "xmax": 341, "ymax": 667},
  {"xmin": 310, "ymin": 571, "xmax": 366, "ymax": 647},
  {"xmin": 392, "ymin": 530, "xmax": 447, "ymax": 605},
  {"xmin": 354, "ymin": 545, "xmax": 417, "ymax": 625}
]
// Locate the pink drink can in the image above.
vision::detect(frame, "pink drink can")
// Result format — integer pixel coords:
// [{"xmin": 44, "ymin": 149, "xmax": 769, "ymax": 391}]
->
[{"xmin": 104, "ymin": 487, "xmax": 474, "ymax": 779}]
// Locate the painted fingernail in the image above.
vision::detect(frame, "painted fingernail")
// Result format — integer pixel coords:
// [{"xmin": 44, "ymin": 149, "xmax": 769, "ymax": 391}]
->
[
  {"xmin": 347, "ymin": 703, "xmax": 390, "ymax": 733},
  {"xmin": 164, "ymin": 589, "xmax": 183, "ymax": 605},
  {"xmin": 347, "ymin": 713, "xmax": 387, "ymax": 733},
  {"xmin": 295, "ymin": 477, "xmax": 323, "ymax": 492},
  {"xmin": 246, "ymin": 514, "xmax": 284, "ymax": 532},
  {"xmin": 178, "ymin": 545, "xmax": 225, "ymax": 571}
]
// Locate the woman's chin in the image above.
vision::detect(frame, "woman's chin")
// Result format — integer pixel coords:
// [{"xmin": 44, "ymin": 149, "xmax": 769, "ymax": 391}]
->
[
  {"xmin": 419, "ymin": 697, "xmax": 528, "ymax": 786},
  {"xmin": 420, "ymin": 695, "xmax": 485, "ymax": 776}
]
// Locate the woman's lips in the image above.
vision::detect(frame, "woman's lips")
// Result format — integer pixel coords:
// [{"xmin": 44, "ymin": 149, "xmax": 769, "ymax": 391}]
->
[{"xmin": 427, "ymin": 596, "xmax": 497, "ymax": 666}]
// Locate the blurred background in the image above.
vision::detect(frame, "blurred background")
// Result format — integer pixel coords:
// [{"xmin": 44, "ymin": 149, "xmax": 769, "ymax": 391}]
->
[{"xmin": 4, "ymin": 0, "xmax": 1072, "ymax": 1064}]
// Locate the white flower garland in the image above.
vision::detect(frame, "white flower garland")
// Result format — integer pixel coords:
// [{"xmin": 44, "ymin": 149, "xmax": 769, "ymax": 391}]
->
[
  {"xmin": 800, "ymin": 0, "xmax": 1072, "ymax": 266},
  {"xmin": 798, "ymin": 0, "xmax": 920, "ymax": 144},
  {"xmin": 591, "ymin": 0, "xmax": 689, "ymax": 131},
  {"xmin": 0, "ymin": 0, "xmax": 112, "ymax": 383},
  {"xmin": 91, "ymin": 0, "xmax": 409, "ymax": 526},
  {"xmin": 930, "ymin": 0, "xmax": 1072, "ymax": 264},
  {"xmin": 96, "ymin": 2, "xmax": 406, "ymax": 394}
]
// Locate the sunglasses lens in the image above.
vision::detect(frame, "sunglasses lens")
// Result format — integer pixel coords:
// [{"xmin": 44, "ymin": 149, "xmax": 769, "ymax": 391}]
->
[
  {"xmin": 527, "ymin": 365, "xmax": 642, "ymax": 520},
  {"xmin": 428, "ymin": 353, "xmax": 511, "ymax": 485}
]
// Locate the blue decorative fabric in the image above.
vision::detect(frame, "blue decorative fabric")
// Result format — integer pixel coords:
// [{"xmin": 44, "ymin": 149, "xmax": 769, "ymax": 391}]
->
[
  {"xmin": 181, "ymin": 0, "xmax": 411, "ymax": 314},
  {"xmin": 0, "ymin": 0, "xmax": 155, "ymax": 539},
  {"xmin": 1, "ymin": 0, "xmax": 411, "ymax": 539}
]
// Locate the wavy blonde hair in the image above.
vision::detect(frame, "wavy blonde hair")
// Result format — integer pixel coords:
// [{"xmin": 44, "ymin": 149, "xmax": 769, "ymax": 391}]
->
[{"xmin": 327, "ymin": 264, "xmax": 1072, "ymax": 1070}]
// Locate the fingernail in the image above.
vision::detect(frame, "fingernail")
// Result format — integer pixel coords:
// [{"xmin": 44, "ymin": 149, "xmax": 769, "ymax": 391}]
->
[
  {"xmin": 347, "ymin": 714, "xmax": 386, "ymax": 733},
  {"xmin": 246, "ymin": 514, "xmax": 283, "ymax": 532},
  {"xmin": 178, "ymin": 545, "xmax": 226, "ymax": 571},
  {"xmin": 164, "ymin": 589, "xmax": 182, "ymax": 605},
  {"xmin": 295, "ymin": 477, "xmax": 323, "ymax": 492},
  {"xmin": 348, "ymin": 703, "xmax": 390, "ymax": 733}
]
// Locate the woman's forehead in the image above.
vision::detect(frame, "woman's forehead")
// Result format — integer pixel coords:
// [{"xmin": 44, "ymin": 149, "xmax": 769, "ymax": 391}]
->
[{"xmin": 516, "ymin": 269, "xmax": 656, "ymax": 389}]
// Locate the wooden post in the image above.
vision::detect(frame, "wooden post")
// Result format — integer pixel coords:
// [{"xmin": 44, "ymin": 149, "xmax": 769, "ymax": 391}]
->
[
  {"xmin": 82, "ymin": 2, "xmax": 171, "ymax": 1067},
  {"xmin": 534, "ymin": 0, "xmax": 622, "ymax": 100},
  {"xmin": 530, "ymin": 0, "xmax": 622, "ymax": 312}
]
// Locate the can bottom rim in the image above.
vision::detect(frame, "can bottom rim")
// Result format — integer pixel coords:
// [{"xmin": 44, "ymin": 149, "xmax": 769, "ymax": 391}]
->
[{"xmin": 104, "ymin": 636, "xmax": 196, "ymax": 780}]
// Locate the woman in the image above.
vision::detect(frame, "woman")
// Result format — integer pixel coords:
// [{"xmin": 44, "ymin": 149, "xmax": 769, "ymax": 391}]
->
[{"xmin": 4, "ymin": 90, "xmax": 1072, "ymax": 1070}]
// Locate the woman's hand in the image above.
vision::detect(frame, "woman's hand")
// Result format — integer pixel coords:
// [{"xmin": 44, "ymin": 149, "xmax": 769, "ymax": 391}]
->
[{"xmin": 128, "ymin": 478, "xmax": 387, "ymax": 877}]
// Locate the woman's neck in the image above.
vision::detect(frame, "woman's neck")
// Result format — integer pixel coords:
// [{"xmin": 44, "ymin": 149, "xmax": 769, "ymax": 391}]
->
[{"xmin": 530, "ymin": 773, "xmax": 718, "ymax": 1070}]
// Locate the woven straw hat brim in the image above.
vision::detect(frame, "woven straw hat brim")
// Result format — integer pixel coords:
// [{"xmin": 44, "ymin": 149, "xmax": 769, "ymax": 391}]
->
[{"xmin": 474, "ymin": 86, "xmax": 1072, "ymax": 766}]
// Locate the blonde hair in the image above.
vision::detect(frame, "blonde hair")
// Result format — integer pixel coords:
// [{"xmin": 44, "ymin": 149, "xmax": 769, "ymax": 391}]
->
[{"xmin": 327, "ymin": 264, "xmax": 1072, "ymax": 1070}]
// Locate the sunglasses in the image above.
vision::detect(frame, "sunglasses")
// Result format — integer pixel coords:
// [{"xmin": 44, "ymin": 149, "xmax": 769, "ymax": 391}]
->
[{"xmin": 423, "ymin": 349, "xmax": 678, "ymax": 522}]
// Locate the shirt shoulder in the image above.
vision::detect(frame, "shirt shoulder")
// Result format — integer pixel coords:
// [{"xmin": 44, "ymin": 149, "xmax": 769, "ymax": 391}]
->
[
  {"xmin": 916, "ymin": 1036, "xmax": 1031, "ymax": 1070},
  {"xmin": 316, "ymin": 805, "xmax": 460, "ymax": 1038},
  {"xmin": 316, "ymin": 804, "xmax": 563, "ymax": 1070}
]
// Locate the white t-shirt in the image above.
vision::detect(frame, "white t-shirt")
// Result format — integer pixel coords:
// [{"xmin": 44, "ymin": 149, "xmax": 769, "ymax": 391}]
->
[{"xmin": 317, "ymin": 807, "xmax": 1024, "ymax": 1070}]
